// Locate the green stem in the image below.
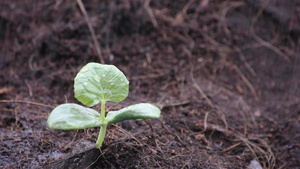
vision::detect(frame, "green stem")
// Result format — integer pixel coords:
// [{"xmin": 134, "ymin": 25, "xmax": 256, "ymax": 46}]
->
[
  {"xmin": 96, "ymin": 125, "xmax": 107, "ymax": 148},
  {"xmin": 101, "ymin": 101, "xmax": 106, "ymax": 121},
  {"xmin": 97, "ymin": 101, "xmax": 107, "ymax": 148}
]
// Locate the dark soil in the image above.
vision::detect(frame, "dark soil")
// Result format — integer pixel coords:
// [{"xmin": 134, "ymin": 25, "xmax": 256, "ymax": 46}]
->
[{"xmin": 1, "ymin": 0, "xmax": 300, "ymax": 168}]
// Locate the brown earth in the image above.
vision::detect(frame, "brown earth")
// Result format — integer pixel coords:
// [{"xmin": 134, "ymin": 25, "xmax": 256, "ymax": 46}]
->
[{"xmin": 1, "ymin": 0, "xmax": 300, "ymax": 168}]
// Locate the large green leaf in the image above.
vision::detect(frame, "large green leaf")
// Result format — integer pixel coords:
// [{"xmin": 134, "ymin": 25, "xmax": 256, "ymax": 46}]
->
[
  {"xmin": 74, "ymin": 62, "xmax": 129, "ymax": 107},
  {"xmin": 47, "ymin": 103, "xmax": 103, "ymax": 130},
  {"xmin": 106, "ymin": 103, "xmax": 161, "ymax": 124}
]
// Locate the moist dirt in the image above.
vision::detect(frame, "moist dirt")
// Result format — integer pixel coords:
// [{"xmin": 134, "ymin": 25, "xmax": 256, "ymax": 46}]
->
[{"xmin": 1, "ymin": 0, "xmax": 300, "ymax": 168}]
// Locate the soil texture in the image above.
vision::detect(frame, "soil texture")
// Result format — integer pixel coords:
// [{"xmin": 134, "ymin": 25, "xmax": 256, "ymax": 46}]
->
[{"xmin": 1, "ymin": 0, "xmax": 300, "ymax": 168}]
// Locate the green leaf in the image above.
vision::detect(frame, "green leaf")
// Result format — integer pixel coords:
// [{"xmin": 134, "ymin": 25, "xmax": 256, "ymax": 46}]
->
[
  {"xmin": 106, "ymin": 103, "xmax": 161, "ymax": 124},
  {"xmin": 47, "ymin": 103, "xmax": 103, "ymax": 130},
  {"xmin": 74, "ymin": 62, "xmax": 129, "ymax": 107}
]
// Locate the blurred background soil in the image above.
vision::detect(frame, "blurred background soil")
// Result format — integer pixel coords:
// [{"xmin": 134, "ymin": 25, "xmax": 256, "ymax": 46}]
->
[{"xmin": 0, "ymin": 0, "xmax": 300, "ymax": 168}]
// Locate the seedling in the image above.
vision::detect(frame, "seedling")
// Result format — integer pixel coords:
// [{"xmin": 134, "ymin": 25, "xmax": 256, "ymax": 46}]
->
[{"xmin": 47, "ymin": 62, "xmax": 161, "ymax": 148}]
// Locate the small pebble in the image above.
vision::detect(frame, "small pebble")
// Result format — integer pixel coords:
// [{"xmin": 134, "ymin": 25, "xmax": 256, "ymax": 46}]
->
[{"xmin": 247, "ymin": 159, "xmax": 262, "ymax": 169}]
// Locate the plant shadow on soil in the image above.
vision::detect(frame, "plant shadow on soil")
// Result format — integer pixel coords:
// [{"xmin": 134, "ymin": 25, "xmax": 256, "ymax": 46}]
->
[
  {"xmin": 46, "ymin": 139, "xmax": 144, "ymax": 169},
  {"xmin": 1, "ymin": 0, "xmax": 300, "ymax": 168}
]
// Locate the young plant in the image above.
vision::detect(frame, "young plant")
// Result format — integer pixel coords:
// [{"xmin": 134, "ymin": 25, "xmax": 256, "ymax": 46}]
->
[{"xmin": 47, "ymin": 62, "xmax": 161, "ymax": 148}]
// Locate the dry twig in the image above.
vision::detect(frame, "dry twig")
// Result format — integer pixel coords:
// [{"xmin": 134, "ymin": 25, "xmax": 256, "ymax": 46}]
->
[
  {"xmin": 0, "ymin": 87, "xmax": 13, "ymax": 95},
  {"xmin": 184, "ymin": 46, "xmax": 215, "ymax": 108},
  {"xmin": 77, "ymin": 0, "xmax": 105, "ymax": 63},
  {"xmin": 0, "ymin": 100, "xmax": 54, "ymax": 109},
  {"xmin": 226, "ymin": 62, "xmax": 258, "ymax": 99},
  {"xmin": 111, "ymin": 124, "xmax": 143, "ymax": 146},
  {"xmin": 144, "ymin": 0, "xmax": 158, "ymax": 28},
  {"xmin": 250, "ymin": 0, "xmax": 290, "ymax": 63},
  {"xmin": 200, "ymin": 111, "xmax": 209, "ymax": 133}
]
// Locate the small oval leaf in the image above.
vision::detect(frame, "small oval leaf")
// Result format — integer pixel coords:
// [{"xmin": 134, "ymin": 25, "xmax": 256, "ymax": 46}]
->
[
  {"xmin": 74, "ymin": 62, "xmax": 129, "ymax": 107},
  {"xmin": 47, "ymin": 103, "xmax": 103, "ymax": 130},
  {"xmin": 106, "ymin": 103, "xmax": 161, "ymax": 124}
]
